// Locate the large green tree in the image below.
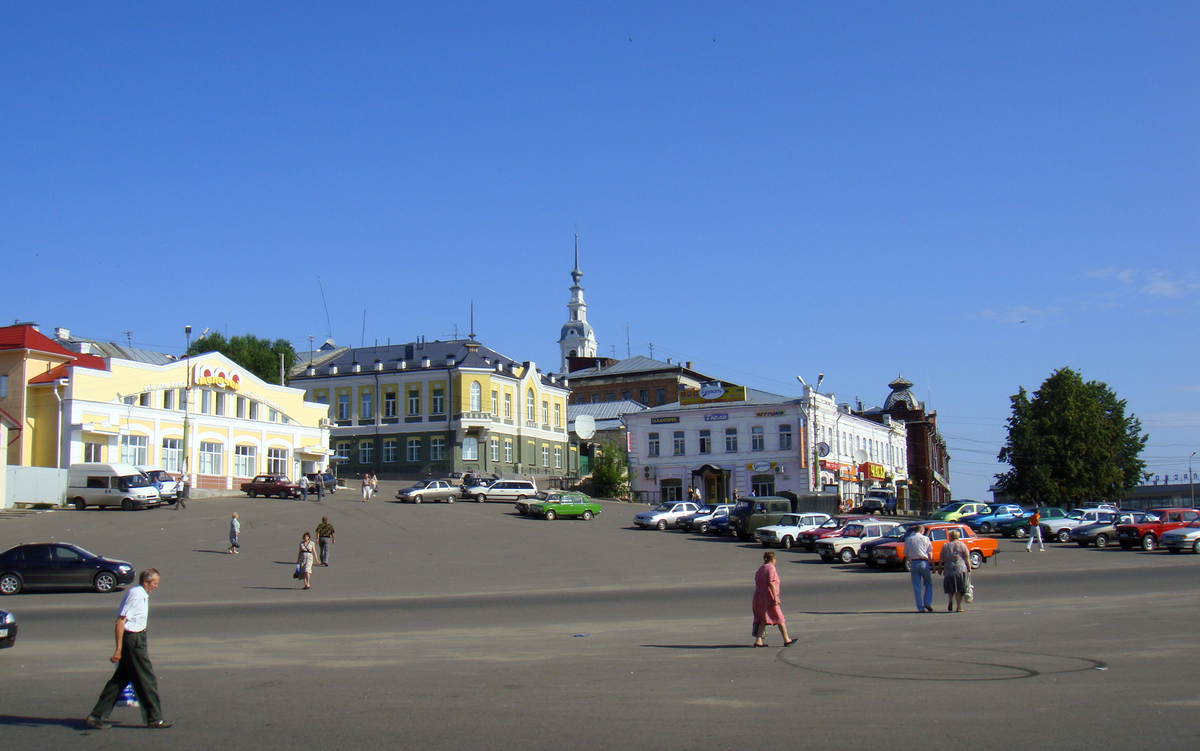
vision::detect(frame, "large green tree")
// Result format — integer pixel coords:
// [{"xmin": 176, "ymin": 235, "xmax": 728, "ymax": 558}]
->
[
  {"xmin": 591, "ymin": 440, "xmax": 630, "ymax": 499},
  {"xmin": 996, "ymin": 367, "xmax": 1147, "ymax": 507},
  {"xmin": 188, "ymin": 332, "xmax": 298, "ymax": 386}
]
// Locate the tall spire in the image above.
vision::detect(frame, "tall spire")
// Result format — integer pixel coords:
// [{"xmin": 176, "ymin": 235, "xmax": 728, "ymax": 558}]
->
[
  {"xmin": 557, "ymin": 234, "xmax": 598, "ymax": 372},
  {"xmin": 571, "ymin": 234, "xmax": 583, "ymax": 285}
]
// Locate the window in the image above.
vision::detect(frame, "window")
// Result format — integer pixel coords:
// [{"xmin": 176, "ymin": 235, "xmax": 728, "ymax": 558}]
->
[
  {"xmin": 622, "ymin": 391, "xmax": 630, "ymax": 401},
  {"xmin": 384, "ymin": 391, "xmax": 397, "ymax": 418},
  {"xmin": 504, "ymin": 392, "xmax": 512, "ymax": 418},
  {"xmin": 751, "ymin": 426, "xmax": 764, "ymax": 452},
  {"xmin": 161, "ymin": 438, "xmax": 182, "ymax": 472},
  {"xmin": 120, "ymin": 435, "xmax": 148, "ymax": 465},
  {"xmin": 725, "ymin": 428, "xmax": 738, "ymax": 453},
  {"xmin": 462, "ymin": 436, "xmax": 478, "ymax": 461},
  {"xmin": 406, "ymin": 438, "xmax": 421, "ymax": 462},
  {"xmin": 779, "ymin": 424, "xmax": 793, "ymax": 451},
  {"xmin": 177, "ymin": 388, "xmax": 186, "ymax": 410},
  {"xmin": 660, "ymin": 479, "xmax": 683, "ymax": 502},
  {"xmin": 200, "ymin": 390, "xmax": 211, "ymax": 414},
  {"xmin": 606, "ymin": 393, "xmax": 615, "ymax": 402},
  {"xmin": 490, "ymin": 438, "xmax": 499, "ymax": 461},
  {"xmin": 336, "ymin": 441, "xmax": 351, "ymax": 461},
  {"xmin": 361, "ymin": 391, "xmax": 374, "ymax": 420},
  {"xmin": 432, "ymin": 387, "xmax": 445, "ymax": 414},
  {"xmin": 249, "ymin": 401, "xmax": 259, "ymax": 420},
  {"xmin": 491, "ymin": 390, "xmax": 498, "ymax": 415},
  {"xmin": 542, "ymin": 400, "xmax": 549, "ymax": 424},
  {"xmin": 358, "ymin": 441, "xmax": 374, "ymax": 464},
  {"xmin": 338, "ymin": 393, "xmax": 350, "ymax": 420},
  {"xmin": 673, "ymin": 431, "xmax": 685, "ymax": 455},
  {"xmin": 268, "ymin": 447, "xmax": 288, "ymax": 474},
  {"xmin": 84, "ymin": 442, "xmax": 103, "ymax": 462},
  {"xmin": 200, "ymin": 442, "xmax": 223, "ymax": 475},
  {"xmin": 504, "ymin": 439, "xmax": 513, "ymax": 463},
  {"xmin": 268, "ymin": 408, "xmax": 278, "ymax": 423},
  {"xmin": 314, "ymin": 391, "xmax": 329, "ymax": 405},
  {"xmin": 541, "ymin": 445, "xmax": 550, "ymax": 467},
  {"xmin": 215, "ymin": 392, "xmax": 226, "ymax": 416},
  {"xmin": 699, "ymin": 430, "xmax": 711, "ymax": 454},
  {"xmin": 409, "ymin": 389, "xmax": 421, "ymax": 415},
  {"xmin": 751, "ymin": 474, "xmax": 775, "ymax": 497},
  {"xmin": 656, "ymin": 388, "xmax": 666, "ymax": 405},
  {"xmin": 648, "ymin": 432, "xmax": 660, "ymax": 457},
  {"xmin": 590, "ymin": 394, "xmax": 599, "ymax": 404},
  {"xmin": 554, "ymin": 446, "xmax": 562, "ymax": 469},
  {"xmin": 163, "ymin": 390, "xmax": 174, "ymax": 410},
  {"xmin": 639, "ymin": 390, "xmax": 649, "ymax": 405},
  {"xmin": 139, "ymin": 392, "xmax": 151, "ymax": 407},
  {"xmin": 470, "ymin": 382, "xmax": 482, "ymax": 412},
  {"xmin": 526, "ymin": 389, "xmax": 535, "ymax": 421},
  {"xmin": 234, "ymin": 445, "xmax": 255, "ymax": 477},
  {"xmin": 554, "ymin": 403, "xmax": 561, "ymax": 427},
  {"xmin": 236, "ymin": 396, "xmax": 246, "ymax": 419},
  {"xmin": 431, "ymin": 437, "xmax": 445, "ymax": 461},
  {"xmin": 383, "ymin": 439, "xmax": 397, "ymax": 463}
]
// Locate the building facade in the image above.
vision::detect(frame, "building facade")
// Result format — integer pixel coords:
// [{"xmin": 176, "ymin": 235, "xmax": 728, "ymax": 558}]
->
[
  {"xmin": 565, "ymin": 355, "xmax": 712, "ymax": 408},
  {"xmin": 858, "ymin": 376, "xmax": 949, "ymax": 514},
  {"xmin": 290, "ymin": 338, "xmax": 575, "ymax": 482}
]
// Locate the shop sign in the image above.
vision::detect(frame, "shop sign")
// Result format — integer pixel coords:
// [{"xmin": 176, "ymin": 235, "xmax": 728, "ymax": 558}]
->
[
  {"xmin": 858, "ymin": 462, "xmax": 887, "ymax": 480},
  {"xmin": 755, "ymin": 410, "xmax": 786, "ymax": 418},
  {"xmin": 820, "ymin": 460, "xmax": 840, "ymax": 471},
  {"xmin": 703, "ymin": 413, "xmax": 729, "ymax": 422},
  {"xmin": 747, "ymin": 461, "xmax": 776, "ymax": 472},
  {"xmin": 193, "ymin": 364, "xmax": 242, "ymax": 391},
  {"xmin": 651, "ymin": 416, "xmax": 680, "ymax": 424},
  {"xmin": 681, "ymin": 383, "xmax": 747, "ymax": 405}
]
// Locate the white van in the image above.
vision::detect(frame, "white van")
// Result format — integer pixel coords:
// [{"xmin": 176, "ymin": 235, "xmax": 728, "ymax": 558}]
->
[
  {"xmin": 67, "ymin": 463, "xmax": 162, "ymax": 511},
  {"xmin": 137, "ymin": 466, "xmax": 180, "ymax": 501}
]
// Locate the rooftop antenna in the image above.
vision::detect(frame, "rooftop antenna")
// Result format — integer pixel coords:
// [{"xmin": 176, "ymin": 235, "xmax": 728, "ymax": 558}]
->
[
  {"xmin": 317, "ymin": 277, "xmax": 333, "ymax": 340},
  {"xmin": 625, "ymin": 326, "xmax": 630, "ymax": 357},
  {"xmin": 361, "ymin": 310, "xmax": 366, "ymax": 348},
  {"xmin": 308, "ymin": 335, "xmax": 314, "ymax": 366},
  {"xmin": 122, "ymin": 331, "xmax": 133, "ymax": 347},
  {"xmin": 469, "ymin": 301, "xmax": 476, "ymax": 340},
  {"xmin": 648, "ymin": 342, "xmax": 654, "ymax": 359}
]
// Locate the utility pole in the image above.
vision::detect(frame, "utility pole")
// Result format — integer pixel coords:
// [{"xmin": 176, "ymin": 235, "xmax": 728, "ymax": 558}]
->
[{"xmin": 183, "ymin": 325, "xmax": 192, "ymax": 495}]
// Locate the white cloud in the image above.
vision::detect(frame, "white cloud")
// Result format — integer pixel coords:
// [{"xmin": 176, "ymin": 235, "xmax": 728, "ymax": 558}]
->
[{"xmin": 1088, "ymin": 268, "xmax": 1200, "ymax": 299}]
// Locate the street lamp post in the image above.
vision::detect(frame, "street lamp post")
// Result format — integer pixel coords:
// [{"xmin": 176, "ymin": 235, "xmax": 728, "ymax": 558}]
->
[
  {"xmin": 797, "ymin": 374, "xmax": 825, "ymax": 494},
  {"xmin": 183, "ymin": 326, "xmax": 192, "ymax": 496},
  {"xmin": 1191, "ymin": 451, "xmax": 1196, "ymax": 508}
]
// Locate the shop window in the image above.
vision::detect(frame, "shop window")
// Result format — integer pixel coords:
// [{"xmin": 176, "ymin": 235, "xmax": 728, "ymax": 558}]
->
[
  {"xmin": 84, "ymin": 442, "xmax": 103, "ymax": 462},
  {"xmin": 406, "ymin": 438, "xmax": 421, "ymax": 462},
  {"xmin": 725, "ymin": 428, "xmax": 738, "ymax": 453},
  {"xmin": 660, "ymin": 479, "xmax": 683, "ymax": 502},
  {"xmin": 200, "ymin": 442, "xmax": 224, "ymax": 475},
  {"xmin": 751, "ymin": 426, "xmax": 764, "ymax": 452},
  {"xmin": 751, "ymin": 474, "xmax": 775, "ymax": 497},
  {"xmin": 161, "ymin": 439, "xmax": 182, "ymax": 473},
  {"xmin": 234, "ymin": 445, "xmax": 256, "ymax": 477},
  {"xmin": 120, "ymin": 435, "xmax": 148, "ymax": 465},
  {"xmin": 647, "ymin": 432, "xmax": 660, "ymax": 457},
  {"xmin": 470, "ymin": 382, "xmax": 481, "ymax": 412},
  {"xmin": 268, "ymin": 448, "xmax": 289, "ymax": 474},
  {"xmin": 554, "ymin": 446, "xmax": 562, "ymax": 469},
  {"xmin": 462, "ymin": 436, "xmax": 478, "ymax": 461},
  {"xmin": 382, "ymin": 439, "xmax": 397, "ymax": 463},
  {"xmin": 504, "ymin": 439, "xmax": 513, "ymax": 463},
  {"xmin": 699, "ymin": 430, "xmax": 711, "ymax": 454},
  {"xmin": 779, "ymin": 424, "xmax": 793, "ymax": 451},
  {"xmin": 673, "ymin": 431, "xmax": 685, "ymax": 455},
  {"xmin": 358, "ymin": 442, "xmax": 374, "ymax": 465},
  {"xmin": 431, "ymin": 437, "xmax": 445, "ymax": 461}
]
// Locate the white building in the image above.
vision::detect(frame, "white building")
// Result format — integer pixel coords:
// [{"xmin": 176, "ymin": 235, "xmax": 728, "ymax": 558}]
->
[{"xmin": 802, "ymin": 384, "xmax": 908, "ymax": 506}]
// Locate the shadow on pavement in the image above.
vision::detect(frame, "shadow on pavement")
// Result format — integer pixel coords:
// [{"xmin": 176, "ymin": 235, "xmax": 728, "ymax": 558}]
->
[
  {"xmin": 192, "ymin": 550, "xmax": 230, "ymax": 555},
  {"xmin": 0, "ymin": 715, "xmax": 89, "ymax": 729},
  {"xmin": 641, "ymin": 644, "xmax": 753, "ymax": 650},
  {"xmin": 242, "ymin": 586, "xmax": 299, "ymax": 591}
]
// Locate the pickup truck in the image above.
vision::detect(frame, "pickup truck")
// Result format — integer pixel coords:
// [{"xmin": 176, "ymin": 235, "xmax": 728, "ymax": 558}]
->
[
  {"xmin": 241, "ymin": 474, "xmax": 301, "ymax": 499},
  {"xmin": 1116, "ymin": 508, "xmax": 1200, "ymax": 551}
]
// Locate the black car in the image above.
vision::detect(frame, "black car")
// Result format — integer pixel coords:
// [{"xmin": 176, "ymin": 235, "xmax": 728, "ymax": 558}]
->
[
  {"xmin": 0, "ymin": 543, "xmax": 136, "ymax": 595},
  {"xmin": 0, "ymin": 608, "xmax": 16, "ymax": 648}
]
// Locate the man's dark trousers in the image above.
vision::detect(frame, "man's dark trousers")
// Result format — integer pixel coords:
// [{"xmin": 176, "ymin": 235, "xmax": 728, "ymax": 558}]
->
[{"xmin": 90, "ymin": 631, "xmax": 162, "ymax": 724}]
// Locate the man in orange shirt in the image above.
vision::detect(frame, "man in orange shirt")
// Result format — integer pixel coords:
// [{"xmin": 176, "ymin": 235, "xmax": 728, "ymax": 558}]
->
[{"xmin": 1026, "ymin": 508, "xmax": 1044, "ymax": 552}]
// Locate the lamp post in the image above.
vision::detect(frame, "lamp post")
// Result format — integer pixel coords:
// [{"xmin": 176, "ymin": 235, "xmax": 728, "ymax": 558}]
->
[
  {"xmin": 797, "ymin": 374, "xmax": 825, "ymax": 494},
  {"xmin": 1191, "ymin": 451, "xmax": 1196, "ymax": 508},
  {"xmin": 183, "ymin": 326, "xmax": 192, "ymax": 495}
]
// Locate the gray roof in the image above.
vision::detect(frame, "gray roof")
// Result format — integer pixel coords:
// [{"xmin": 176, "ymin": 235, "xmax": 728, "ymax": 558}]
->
[
  {"xmin": 567, "ymin": 400, "xmax": 648, "ymax": 421},
  {"xmin": 58, "ymin": 336, "xmax": 178, "ymax": 366},
  {"xmin": 640, "ymin": 387, "xmax": 796, "ymax": 413},
  {"xmin": 566, "ymin": 354, "xmax": 711, "ymax": 380},
  {"xmin": 290, "ymin": 338, "xmax": 565, "ymax": 386}
]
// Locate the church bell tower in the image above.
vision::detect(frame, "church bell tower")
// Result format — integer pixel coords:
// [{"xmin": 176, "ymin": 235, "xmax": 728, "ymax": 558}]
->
[{"xmin": 558, "ymin": 235, "xmax": 598, "ymax": 372}]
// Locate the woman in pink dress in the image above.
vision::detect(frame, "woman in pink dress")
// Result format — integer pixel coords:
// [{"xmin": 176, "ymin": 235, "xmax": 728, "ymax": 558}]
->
[{"xmin": 752, "ymin": 551, "xmax": 797, "ymax": 648}]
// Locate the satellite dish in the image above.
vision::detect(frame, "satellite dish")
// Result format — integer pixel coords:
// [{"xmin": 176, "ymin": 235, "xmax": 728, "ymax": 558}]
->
[
  {"xmin": 573, "ymin": 414, "xmax": 596, "ymax": 440},
  {"xmin": 853, "ymin": 449, "xmax": 868, "ymax": 464}
]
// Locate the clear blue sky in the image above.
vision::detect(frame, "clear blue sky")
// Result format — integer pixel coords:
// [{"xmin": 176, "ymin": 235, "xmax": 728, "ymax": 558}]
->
[{"xmin": 3, "ymin": 2, "xmax": 1197, "ymax": 499}]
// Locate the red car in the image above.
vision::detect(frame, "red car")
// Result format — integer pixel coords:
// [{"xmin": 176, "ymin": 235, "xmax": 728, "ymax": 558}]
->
[
  {"xmin": 796, "ymin": 515, "xmax": 879, "ymax": 552},
  {"xmin": 1115, "ymin": 508, "xmax": 1200, "ymax": 551},
  {"xmin": 240, "ymin": 474, "xmax": 301, "ymax": 499}
]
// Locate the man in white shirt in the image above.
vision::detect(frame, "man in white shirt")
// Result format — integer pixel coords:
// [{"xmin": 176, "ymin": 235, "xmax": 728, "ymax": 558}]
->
[
  {"xmin": 903, "ymin": 525, "xmax": 935, "ymax": 613},
  {"xmin": 298, "ymin": 473, "xmax": 311, "ymax": 502},
  {"xmin": 86, "ymin": 569, "xmax": 174, "ymax": 729}
]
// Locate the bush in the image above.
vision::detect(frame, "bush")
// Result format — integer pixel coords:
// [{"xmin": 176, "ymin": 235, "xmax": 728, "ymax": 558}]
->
[{"xmin": 591, "ymin": 440, "xmax": 629, "ymax": 499}]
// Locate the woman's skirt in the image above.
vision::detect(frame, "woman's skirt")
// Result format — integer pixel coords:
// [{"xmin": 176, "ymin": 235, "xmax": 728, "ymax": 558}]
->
[{"xmin": 943, "ymin": 572, "xmax": 969, "ymax": 594}]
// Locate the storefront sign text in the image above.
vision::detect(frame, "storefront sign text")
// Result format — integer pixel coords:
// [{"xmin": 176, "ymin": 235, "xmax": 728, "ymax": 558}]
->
[
  {"xmin": 703, "ymin": 413, "xmax": 729, "ymax": 422},
  {"xmin": 193, "ymin": 364, "xmax": 242, "ymax": 391}
]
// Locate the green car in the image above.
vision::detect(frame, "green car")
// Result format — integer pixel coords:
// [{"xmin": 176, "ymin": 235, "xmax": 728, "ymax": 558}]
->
[
  {"xmin": 528, "ymin": 492, "xmax": 602, "ymax": 521},
  {"xmin": 996, "ymin": 507, "xmax": 1068, "ymax": 538},
  {"xmin": 929, "ymin": 501, "xmax": 991, "ymax": 522}
]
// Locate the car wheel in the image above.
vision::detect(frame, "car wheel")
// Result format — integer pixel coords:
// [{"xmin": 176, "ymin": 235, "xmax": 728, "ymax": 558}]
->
[
  {"xmin": 516, "ymin": 495, "xmax": 526, "ymax": 501},
  {"xmin": 902, "ymin": 559, "xmax": 912, "ymax": 573},
  {"xmin": 248, "ymin": 491, "xmax": 257, "ymax": 498},
  {"xmin": 820, "ymin": 555, "xmax": 834, "ymax": 563},
  {"xmin": 1141, "ymin": 534, "xmax": 1157, "ymax": 551},
  {"xmin": 656, "ymin": 520, "xmax": 667, "ymax": 531},
  {"xmin": 0, "ymin": 573, "xmax": 22, "ymax": 595},
  {"xmin": 121, "ymin": 498, "xmax": 133, "ymax": 511},
  {"xmin": 697, "ymin": 522, "xmax": 709, "ymax": 534},
  {"xmin": 1095, "ymin": 534, "xmax": 1109, "ymax": 548},
  {"xmin": 446, "ymin": 497, "xmax": 454, "ymax": 504},
  {"xmin": 278, "ymin": 491, "xmax": 288, "ymax": 499},
  {"xmin": 979, "ymin": 522, "xmax": 993, "ymax": 533},
  {"xmin": 93, "ymin": 571, "xmax": 117, "ymax": 593},
  {"xmin": 414, "ymin": 497, "xmax": 422, "ymax": 504},
  {"xmin": 1193, "ymin": 540, "xmax": 1200, "ymax": 555},
  {"xmin": 476, "ymin": 494, "xmax": 486, "ymax": 503},
  {"xmin": 1014, "ymin": 527, "xmax": 1027, "ymax": 539},
  {"xmin": 581, "ymin": 510, "xmax": 593, "ymax": 521},
  {"xmin": 969, "ymin": 550, "xmax": 984, "ymax": 569},
  {"xmin": 74, "ymin": 497, "xmax": 86, "ymax": 511},
  {"xmin": 782, "ymin": 536, "xmax": 794, "ymax": 550},
  {"xmin": 839, "ymin": 548, "xmax": 855, "ymax": 564},
  {"xmin": 1056, "ymin": 529, "xmax": 1071, "ymax": 543},
  {"xmin": 545, "ymin": 510, "xmax": 556, "ymax": 521}
]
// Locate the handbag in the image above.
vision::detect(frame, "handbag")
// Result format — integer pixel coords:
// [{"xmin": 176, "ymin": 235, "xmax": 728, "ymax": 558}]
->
[
  {"xmin": 293, "ymin": 564, "xmax": 302, "ymax": 579},
  {"xmin": 965, "ymin": 574, "xmax": 974, "ymax": 603}
]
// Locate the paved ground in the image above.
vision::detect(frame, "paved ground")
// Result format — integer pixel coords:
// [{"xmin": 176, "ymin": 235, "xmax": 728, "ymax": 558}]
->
[{"xmin": 3, "ymin": 486, "xmax": 1200, "ymax": 750}]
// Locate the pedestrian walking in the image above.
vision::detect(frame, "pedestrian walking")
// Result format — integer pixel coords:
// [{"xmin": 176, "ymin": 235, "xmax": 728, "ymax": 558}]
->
[
  {"xmin": 369, "ymin": 472, "xmax": 379, "ymax": 499},
  {"xmin": 296, "ymin": 532, "xmax": 316, "ymax": 589},
  {"xmin": 904, "ymin": 525, "xmax": 935, "ymax": 612},
  {"xmin": 751, "ymin": 551, "xmax": 797, "ymax": 648},
  {"xmin": 361, "ymin": 473, "xmax": 370, "ymax": 502},
  {"xmin": 315, "ymin": 517, "xmax": 335, "ymax": 566},
  {"xmin": 176, "ymin": 475, "xmax": 189, "ymax": 510},
  {"xmin": 315, "ymin": 472, "xmax": 326, "ymax": 500},
  {"xmin": 228, "ymin": 513, "xmax": 240, "ymax": 554},
  {"xmin": 939, "ymin": 529, "xmax": 972, "ymax": 612},
  {"xmin": 1025, "ymin": 508, "xmax": 1044, "ymax": 552},
  {"xmin": 85, "ymin": 568, "xmax": 174, "ymax": 729}
]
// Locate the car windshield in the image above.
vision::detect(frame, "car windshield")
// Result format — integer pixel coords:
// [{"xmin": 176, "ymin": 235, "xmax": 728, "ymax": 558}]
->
[
  {"xmin": 1183, "ymin": 520, "xmax": 1200, "ymax": 529},
  {"xmin": 884, "ymin": 525, "xmax": 912, "ymax": 539},
  {"xmin": 653, "ymin": 503, "xmax": 674, "ymax": 512},
  {"xmin": 701, "ymin": 504, "xmax": 721, "ymax": 513},
  {"xmin": 734, "ymin": 501, "xmax": 753, "ymax": 513},
  {"xmin": 410, "ymin": 481, "xmax": 430, "ymax": 489},
  {"xmin": 119, "ymin": 474, "xmax": 151, "ymax": 488},
  {"xmin": 817, "ymin": 518, "xmax": 839, "ymax": 529},
  {"xmin": 842, "ymin": 524, "xmax": 864, "ymax": 536}
]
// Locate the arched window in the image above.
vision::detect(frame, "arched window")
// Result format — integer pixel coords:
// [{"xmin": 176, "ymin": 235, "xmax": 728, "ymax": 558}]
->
[
  {"xmin": 526, "ymin": 388, "xmax": 535, "ymax": 421},
  {"xmin": 470, "ymin": 382, "xmax": 481, "ymax": 412}
]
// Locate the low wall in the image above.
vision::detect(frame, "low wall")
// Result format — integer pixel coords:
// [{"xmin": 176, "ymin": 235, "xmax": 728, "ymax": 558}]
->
[{"xmin": 6, "ymin": 467, "xmax": 69, "ymax": 508}]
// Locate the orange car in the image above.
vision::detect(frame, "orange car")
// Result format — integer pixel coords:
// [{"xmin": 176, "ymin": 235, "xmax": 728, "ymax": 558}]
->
[{"xmin": 870, "ymin": 523, "xmax": 998, "ymax": 571}]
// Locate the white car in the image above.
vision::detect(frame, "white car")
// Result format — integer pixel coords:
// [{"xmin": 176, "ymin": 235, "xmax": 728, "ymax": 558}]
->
[
  {"xmin": 1042, "ymin": 506, "xmax": 1122, "ymax": 540},
  {"xmin": 1160, "ymin": 521, "xmax": 1200, "ymax": 554},
  {"xmin": 137, "ymin": 466, "xmax": 179, "ymax": 502},
  {"xmin": 634, "ymin": 502, "xmax": 700, "ymax": 531},
  {"xmin": 756, "ymin": 513, "xmax": 832, "ymax": 549},
  {"xmin": 816, "ymin": 521, "xmax": 900, "ymax": 564}
]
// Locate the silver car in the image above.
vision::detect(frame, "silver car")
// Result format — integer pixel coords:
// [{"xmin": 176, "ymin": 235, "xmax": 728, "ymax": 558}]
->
[
  {"xmin": 395, "ymin": 480, "xmax": 459, "ymax": 504},
  {"xmin": 1160, "ymin": 520, "xmax": 1200, "ymax": 554}
]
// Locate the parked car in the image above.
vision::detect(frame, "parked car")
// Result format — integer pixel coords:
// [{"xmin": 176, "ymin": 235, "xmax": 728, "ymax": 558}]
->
[
  {"xmin": 960, "ymin": 504, "xmax": 1029, "ymax": 534},
  {"xmin": 1040, "ymin": 506, "xmax": 1121, "ymax": 541},
  {"xmin": 678, "ymin": 504, "xmax": 735, "ymax": 534},
  {"xmin": 929, "ymin": 501, "xmax": 991, "ymax": 522},
  {"xmin": 476, "ymin": 480, "xmax": 540, "ymax": 503},
  {"xmin": 860, "ymin": 522, "xmax": 924, "ymax": 567},
  {"xmin": 634, "ymin": 501, "xmax": 700, "ymax": 531},
  {"xmin": 395, "ymin": 479, "xmax": 459, "ymax": 504},
  {"xmin": 728, "ymin": 497, "xmax": 798, "ymax": 541},
  {"xmin": 241, "ymin": 474, "xmax": 301, "ymax": 499},
  {"xmin": 1160, "ymin": 521, "xmax": 1200, "ymax": 554},
  {"xmin": 1116, "ymin": 508, "xmax": 1200, "ymax": 551},
  {"xmin": 304, "ymin": 472, "xmax": 338, "ymax": 493},
  {"xmin": 871, "ymin": 523, "xmax": 998, "ymax": 571},
  {"xmin": 0, "ymin": 608, "xmax": 15, "ymax": 648},
  {"xmin": 460, "ymin": 477, "xmax": 497, "ymax": 501},
  {"xmin": 137, "ymin": 466, "xmax": 179, "ymax": 502},
  {"xmin": 706, "ymin": 514, "xmax": 734, "ymax": 536},
  {"xmin": 67, "ymin": 462, "xmax": 162, "ymax": 511},
  {"xmin": 816, "ymin": 521, "xmax": 900, "ymax": 563},
  {"xmin": 755, "ymin": 513, "xmax": 833, "ymax": 549},
  {"xmin": 1068, "ymin": 511, "xmax": 1148, "ymax": 548},
  {"xmin": 796, "ymin": 515, "xmax": 879, "ymax": 552},
  {"xmin": 0, "ymin": 542, "xmax": 136, "ymax": 595},
  {"xmin": 995, "ymin": 507, "xmax": 1068, "ymax": 539},
  {"xmin": 528, "ymin": 492, "xmax": 603, "ymax": 521}
]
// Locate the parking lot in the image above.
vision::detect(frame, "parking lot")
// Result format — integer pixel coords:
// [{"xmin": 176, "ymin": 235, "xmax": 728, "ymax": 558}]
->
[{"xmin": 3, "ymin": 488, "xmax": 1200, "ymax": 750}]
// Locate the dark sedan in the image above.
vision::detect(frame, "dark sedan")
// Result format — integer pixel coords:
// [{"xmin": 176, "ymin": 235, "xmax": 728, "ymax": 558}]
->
[
  {"xmin": 0, "ymin": 608, "xmax": 16, "ymax": 648},
  {"xmin": 0, "ymin": 543, "xmax": 136, "ymax": 595}
]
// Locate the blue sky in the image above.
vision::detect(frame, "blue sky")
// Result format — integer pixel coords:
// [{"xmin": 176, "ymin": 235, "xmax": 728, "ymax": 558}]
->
[{"xmin": 3, "ymin": 2, "xmax": 1197, "ymax": 499}]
